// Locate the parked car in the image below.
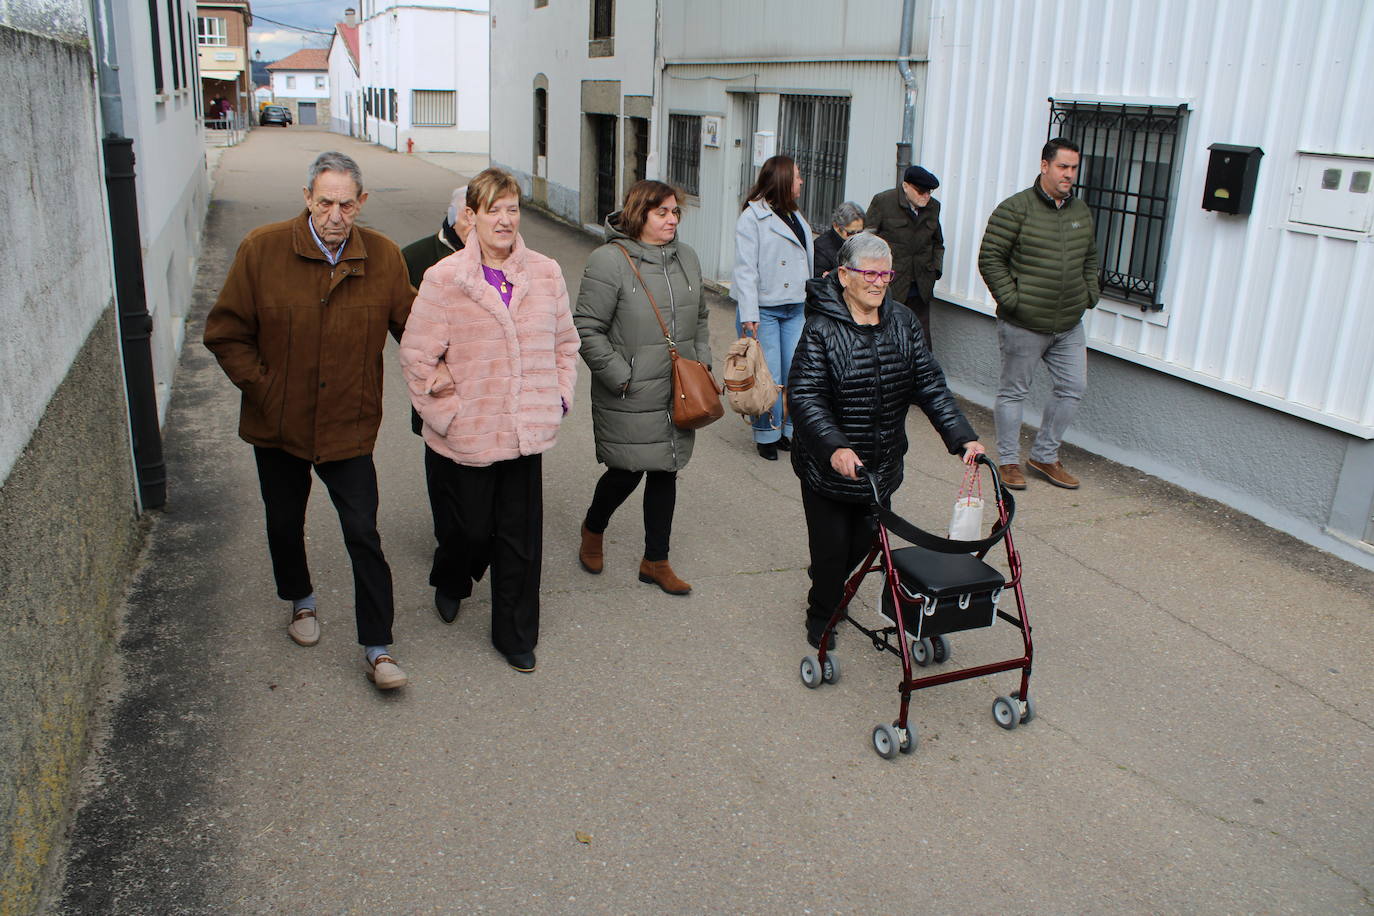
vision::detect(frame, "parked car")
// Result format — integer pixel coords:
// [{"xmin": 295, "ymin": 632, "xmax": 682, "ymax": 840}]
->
[{"xmin": 260, "ymin": 106, "xmax": 292, "ymax": 127}]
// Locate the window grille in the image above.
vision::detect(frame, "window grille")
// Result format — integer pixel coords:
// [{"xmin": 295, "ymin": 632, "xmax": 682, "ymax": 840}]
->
[
  {"xmin": 196, "ymin": 16, "xmax": 225, "ymax": 45},
  {"xmin": 667, "ymin": 114, "xmax": 701, "ymax": 197},
  {"xmin": 1048, "ymin": 99, "xmax": 1187, "ymax": 310},
  {"xmin": 779, "ymin": 94, "xmax": 850, "ymax": 231},
  {"xmin": 389, "ymin": 89, "xmax": 397, "ymax": 123},
  {"xmin": 148, "ymin": 0, "xmax": 164, "ymax": 92},
  {"xmin": 591, "ymin": 0, "xmax": 613, "ymax": 39},
  {"xmin": 412, "ymin": 90, "xmax": 456, "ymax": 127},
  {"xmin": 533, "ymin": 88, "xmax": 548, "ymax": 158}
]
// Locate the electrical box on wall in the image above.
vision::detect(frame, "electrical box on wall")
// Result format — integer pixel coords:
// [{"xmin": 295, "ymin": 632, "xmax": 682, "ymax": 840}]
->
[
  {"xmin": 1202, "ymin": 144, "xmax": 1263, "ymax": 215},
  {"xmin": 1290, "ymin": 154, "xmax": 1374, "ymax": 234},
  {"xmin": 752, "ymin": 131, "xmax": 776, "ymax": 168}
]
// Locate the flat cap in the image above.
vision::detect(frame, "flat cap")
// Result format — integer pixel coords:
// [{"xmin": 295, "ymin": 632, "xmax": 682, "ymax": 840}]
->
[{"xmin": 903, "ymin": 165, "xmax": 939, "ymax": 190}]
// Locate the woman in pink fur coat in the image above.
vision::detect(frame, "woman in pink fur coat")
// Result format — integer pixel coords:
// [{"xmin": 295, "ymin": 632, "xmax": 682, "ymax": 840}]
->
[{"xmin": 399, "ymin": 168, "xmax": 579, "ymax": 674}]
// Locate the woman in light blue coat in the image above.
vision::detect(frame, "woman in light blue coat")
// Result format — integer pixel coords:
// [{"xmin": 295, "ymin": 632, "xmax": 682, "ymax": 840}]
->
[{"xmin": 733, "ymin": 155, "xmax": 814, "ymax": 461}]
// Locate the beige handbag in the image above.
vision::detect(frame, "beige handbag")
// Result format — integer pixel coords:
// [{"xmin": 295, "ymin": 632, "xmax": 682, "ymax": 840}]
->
[{"xmin": 722, "ymin": 332, "xmax": 778, "ymax": 418}]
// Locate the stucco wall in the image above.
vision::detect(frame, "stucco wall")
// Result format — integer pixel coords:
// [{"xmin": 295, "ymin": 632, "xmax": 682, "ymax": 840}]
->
[
  {"xmin": 0, "ymin": 25, "xmax": 144, "ymax": 913},
  {"xmin": 933, "ymin": 301, "xmax": 1374, "ymax": 571}
]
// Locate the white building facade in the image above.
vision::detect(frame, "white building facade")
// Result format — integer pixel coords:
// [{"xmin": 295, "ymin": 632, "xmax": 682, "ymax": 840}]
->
[
  {"xmin": 356, "ymin": 0, "xmax": 489, "ymax": 153},
  {"xmin": 267, "ymin": 48, "xmax": 330, "ymax": 125},
  {"xmin": 329, "ymin": 13, "xmax": 362, "ymax": 136},
  {"xmin": 492, "ymin": 0, "xmax": 926, "ymax": 278},
  {"xmin": 924, "ymin": 0, "xmax": 1374, "ymax": 567}
]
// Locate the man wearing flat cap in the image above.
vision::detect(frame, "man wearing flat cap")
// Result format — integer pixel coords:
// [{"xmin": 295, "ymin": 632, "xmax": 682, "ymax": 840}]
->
[{"xmin": 865, "ymin": 164, "xmax": 945, "ymax": 349}]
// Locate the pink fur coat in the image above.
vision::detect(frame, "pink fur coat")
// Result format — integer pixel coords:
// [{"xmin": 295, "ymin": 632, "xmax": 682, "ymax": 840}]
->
[{"xmin": 399, "ymin": 233, "xmax": 578, "ymax": 467}]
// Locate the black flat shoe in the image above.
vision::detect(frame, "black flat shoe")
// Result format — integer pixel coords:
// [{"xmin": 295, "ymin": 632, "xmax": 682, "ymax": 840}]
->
[
  {"xmin": 505, "ymin": 650, "xmax": 537, "ymax": 673},
  {"xmin": 776, "ymin": 435, "xmax": 791, "ymax": 451},
  {"xmin": 757, "ymin": 442, "xmax": 778, "ymax": 461},
  {"xmin": 435, "ymin": 589, "xmax": 461, "ymax": 624},
  {"xmin": 806, "ymin": 630, "xmax": 836, "ymax": 651}
]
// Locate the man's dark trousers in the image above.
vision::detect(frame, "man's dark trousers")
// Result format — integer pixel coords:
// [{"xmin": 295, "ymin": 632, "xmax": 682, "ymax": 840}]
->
[
  {"xmin": 905, "ymin": 290, "xmax": 933, "ymax": 352},
  {"xmin": 253, "ymin": 446, "xmax": 394, "ymax": 646}
]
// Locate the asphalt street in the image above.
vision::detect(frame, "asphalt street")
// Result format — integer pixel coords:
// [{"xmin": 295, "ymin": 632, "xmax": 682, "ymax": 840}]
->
[{"xmin": 52, "ymin": 126, "xmax": 1374, "ymax": 914}]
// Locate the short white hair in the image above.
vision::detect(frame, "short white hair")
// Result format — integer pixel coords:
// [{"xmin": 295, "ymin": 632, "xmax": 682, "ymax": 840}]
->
[
  {"xmin": 838, "ymin": 232, "xmax": 891, "ymax": 268},
  {"xmin": 447, "ymin": 186, "xmax": 468, "ymax": 225}
]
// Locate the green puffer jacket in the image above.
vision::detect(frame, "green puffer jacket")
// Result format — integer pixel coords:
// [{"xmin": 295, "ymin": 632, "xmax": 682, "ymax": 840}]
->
[
  {"xmin": 574, "ymin": 216, "xmax": 712, "ymax": 472},
  {"xmin": 978, "ymin": 180, "xmax": 1100, "ymax": 333}
]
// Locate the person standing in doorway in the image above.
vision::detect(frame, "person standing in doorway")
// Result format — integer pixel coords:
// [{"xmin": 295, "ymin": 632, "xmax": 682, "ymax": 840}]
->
[
  {"xmin": 978, "ymin": 137, "xmax": 1100, "ymax": 491},
  {"xmin": 733, "ymin": 155, "xmax": 814, "ymax": 461},
  {"xmin": 865, "ymin": 165, "xmax": 944, "ymax": 350},
  {"xmin": 203, "ymin": 151, "xmax": 414, "ymax": 690}
]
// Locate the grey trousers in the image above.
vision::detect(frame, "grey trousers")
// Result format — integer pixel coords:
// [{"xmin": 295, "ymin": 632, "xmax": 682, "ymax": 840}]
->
[{"xmin": 994, "ymin": 319, "xmax": 1087, "ymax": 465}]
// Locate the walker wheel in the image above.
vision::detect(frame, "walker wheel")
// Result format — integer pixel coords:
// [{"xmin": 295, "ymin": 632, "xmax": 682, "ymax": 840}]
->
[
  {"xmin": 821, "ymin": 654, "xmax": 840, "ymax": 685},
  {"xmin": 871, "ymin": 723, "xmax": 901, "ymax": 760},
  {"xmin": 910, "ymin": 637, "xmax": 934, "ymax": 667},
  {"xmin": 1018, "ymin": 694, "xmax": 1036, "ymax": 724},
  {"xmin": 931, "ymin": 635, "xmax": 951, "ymax": 664},
  {"xmin": 898, "ymin": 721, "xmax": 918, "ymax": 755},
  {"xmin": 799, "ymin": 655, "xmax": 822, "ymax": 689},
  {"xmin": 992, "ymin": 695, "xmax": 1020, "ymax": 730}
]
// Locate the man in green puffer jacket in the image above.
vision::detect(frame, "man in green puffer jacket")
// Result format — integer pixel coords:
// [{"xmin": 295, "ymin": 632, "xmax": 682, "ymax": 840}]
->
[{"xmin": 978, "ymin": 137, "xmax": 1100, "ymax": 491}]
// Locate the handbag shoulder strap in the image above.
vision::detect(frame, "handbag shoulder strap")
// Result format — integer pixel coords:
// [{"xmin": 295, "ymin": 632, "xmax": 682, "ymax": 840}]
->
[{"xmin": 611, "ymin": 242, "xmax": 675, "ymax": 351}]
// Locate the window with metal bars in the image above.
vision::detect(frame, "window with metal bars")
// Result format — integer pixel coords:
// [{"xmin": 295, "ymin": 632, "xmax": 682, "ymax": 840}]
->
[
  {"xmin": 412, "ymin": 90, "xmax": 456, "ymax": 127},
  {"xmin": 591, "ymin": 0, "xmax": 613, "ymax": 38},
  {"xmin": 667, "ymin": 114, "xmax": 701, "ymax": 197},
  {"xmin": 534, "ymin": 88, "xmax": 548, "ymax": 158},
  {"xmin": 779, "ymin": 94, "xmax": 850, "ymax": 231},
  {"xmin": 1048, "ymin": 99, "xmax": 1187, "ymax": 310}
]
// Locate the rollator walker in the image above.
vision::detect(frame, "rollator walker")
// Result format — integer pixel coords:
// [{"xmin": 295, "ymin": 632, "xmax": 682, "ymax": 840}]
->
[{"xmin": 798, "ymin": 455, "xmax": 1034, "ymax": 759}]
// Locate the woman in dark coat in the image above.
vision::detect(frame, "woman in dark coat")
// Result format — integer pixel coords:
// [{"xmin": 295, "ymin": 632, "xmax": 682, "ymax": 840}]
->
[
  {"xmin": 788, "ymin": 233, "xmax": 984, "ymax": 649},
  {"xmin": 574, "ymin": 181, "xmax": 712, "ymax": 596},
  {"xmin": 812, "ymin": 201, "xmax": 866, "ymax": 278}
]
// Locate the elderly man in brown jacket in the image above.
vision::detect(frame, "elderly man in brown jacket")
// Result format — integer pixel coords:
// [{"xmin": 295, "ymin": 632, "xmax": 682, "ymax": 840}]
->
[{"xmin": 204, "ymin": 151, "xmax": 415, "ymax": 690}]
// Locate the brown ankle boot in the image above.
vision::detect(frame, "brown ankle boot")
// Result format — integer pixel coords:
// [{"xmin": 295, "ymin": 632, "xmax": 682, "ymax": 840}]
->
[
  {"xmin": 638, "ymin": 558, "xmax": 691, "ymax": 595},
  {"xmin": 579, "ymin": 524, "xmax": 604, "ymax": 574}
]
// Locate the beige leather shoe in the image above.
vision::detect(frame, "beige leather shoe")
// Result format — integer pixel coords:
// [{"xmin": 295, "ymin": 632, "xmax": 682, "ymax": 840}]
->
[
  {"xmin": 287, "ymin": 608, "xmax": 319, "ymax": 647},
  {"xmin": 365, "ymin": 654, "xmax": 408, "ymax": 690}
]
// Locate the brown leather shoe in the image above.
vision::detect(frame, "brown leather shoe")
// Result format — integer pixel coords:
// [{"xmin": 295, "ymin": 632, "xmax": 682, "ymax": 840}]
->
[
  {"xmin": 998, "ymin": 463, "xmax": 1027, "ymax": 490},
  {"xmin": 1027, "ymin": 458, "xmax": 1080, "ymax": 489},
  {"xmin": 638, "ymin": 558, "xmax": 691, "ymax": 595},
  {"xmin": 579, "ymin": 524, "xmax": 604, "ymax": 574}
]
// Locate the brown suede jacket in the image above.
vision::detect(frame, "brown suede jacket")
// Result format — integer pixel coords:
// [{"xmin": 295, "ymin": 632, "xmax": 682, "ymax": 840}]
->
[{"xmin": 204, "ymin": 210, "xmax": 415, "ymax": 463}]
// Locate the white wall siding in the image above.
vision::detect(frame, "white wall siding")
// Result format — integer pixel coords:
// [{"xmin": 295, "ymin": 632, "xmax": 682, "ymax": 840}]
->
[{"xmin": 927, "ymin": 0, "xmax": 1374, "ymax": 436}]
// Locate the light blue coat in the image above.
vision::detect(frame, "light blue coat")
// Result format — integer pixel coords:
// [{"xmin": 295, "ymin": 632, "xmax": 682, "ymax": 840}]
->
[{"xmin": 732, "ymin": 200, "xmax": 814, "ymax": 323}]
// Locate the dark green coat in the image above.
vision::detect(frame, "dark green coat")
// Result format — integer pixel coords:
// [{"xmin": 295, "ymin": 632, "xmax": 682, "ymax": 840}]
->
[
  {"xmin": 574, "ymin": 217, "xmax": 711, "ymax": 472},
  {"xmin": 865, "ymin": 186, "xmax": 944, "ymax": 306},
  {"xmin": 978, "ymin": 180, "xmax": 1100, "ymax": 334}
]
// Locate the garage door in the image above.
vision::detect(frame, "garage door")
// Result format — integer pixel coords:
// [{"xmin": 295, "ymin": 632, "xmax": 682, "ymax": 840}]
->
[{"xmin": 298, "ymin": 102, "xmax": 317, "ymax": 125}]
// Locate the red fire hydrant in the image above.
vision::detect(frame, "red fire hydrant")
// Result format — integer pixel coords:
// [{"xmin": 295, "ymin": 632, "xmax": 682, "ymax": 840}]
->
[{"xmin": 406, "ymin": 137, "xmax": 414, "ymax": 154}]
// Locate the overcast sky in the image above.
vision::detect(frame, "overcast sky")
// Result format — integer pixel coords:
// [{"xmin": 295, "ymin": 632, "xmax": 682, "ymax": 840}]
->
[{"xmin": 250, "ymin": 1, "xmax": 343, "ymax": 62}]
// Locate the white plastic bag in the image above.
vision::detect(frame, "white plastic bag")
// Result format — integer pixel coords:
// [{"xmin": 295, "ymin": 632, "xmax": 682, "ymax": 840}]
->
[{"xmin": 948, "ymin": 466, "xmax": 985, "ymax": 541}]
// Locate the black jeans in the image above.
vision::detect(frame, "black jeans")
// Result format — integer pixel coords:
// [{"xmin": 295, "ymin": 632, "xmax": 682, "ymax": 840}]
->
[
  {"xmin": 583, "ymin": 468, "xmax": 677, "ymax": 561},
  {"xmin": 800, "ymin": 482, "xmax": 880, "ymax": 641},
  {"xmin": 425, "ymin": 448, "xmax": 542, "ymax": 656},
  {"xmin": 253, "ymin": 447, "xmax": 394, "ymax": 646}
]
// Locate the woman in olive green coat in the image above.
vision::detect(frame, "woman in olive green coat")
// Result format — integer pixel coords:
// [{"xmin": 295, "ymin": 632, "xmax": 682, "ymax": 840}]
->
[{"xmin": 574, "ymin": 180, "xmax": 712, "ymax": 596}]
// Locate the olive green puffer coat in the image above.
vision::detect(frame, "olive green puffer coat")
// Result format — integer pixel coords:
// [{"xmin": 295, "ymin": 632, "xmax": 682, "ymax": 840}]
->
[
  {"xmin": 574, "ymin": 216, "xmax": 712, "ymax": 472},
  {"xmin": 978, "ymin": 180, "xmax": 1100, "ymax": 334}
]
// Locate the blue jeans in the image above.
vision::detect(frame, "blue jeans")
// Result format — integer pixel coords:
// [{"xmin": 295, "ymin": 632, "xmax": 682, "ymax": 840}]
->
[{"xmin": 738, "ymin": 302, "xmax": 804, "ymax": 443}]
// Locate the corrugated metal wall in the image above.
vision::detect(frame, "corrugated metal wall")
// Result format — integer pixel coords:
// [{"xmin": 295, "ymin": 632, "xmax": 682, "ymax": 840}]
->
[{"xmin": 925, "ymin": 0, "xmax": 1373, "ymax": 436}]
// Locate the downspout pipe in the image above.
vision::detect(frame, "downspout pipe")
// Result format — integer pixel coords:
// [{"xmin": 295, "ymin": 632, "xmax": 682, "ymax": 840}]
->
[
  {"xmin": 895, "ymin": 0, "xmax": 918, "ymax": 185},
  {"xmin": 90, "ymin": 0, "xmax": 168, "ymax": 509}
]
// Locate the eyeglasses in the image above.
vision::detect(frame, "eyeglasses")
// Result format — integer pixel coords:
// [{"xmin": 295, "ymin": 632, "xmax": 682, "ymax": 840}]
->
[
  {"xmin": 841, "ymin": 267, "xmax": 896, "ymax": 284},
  {"xmin": 652, "ymin": 207, "xmax": 683, "ymax": 219}
]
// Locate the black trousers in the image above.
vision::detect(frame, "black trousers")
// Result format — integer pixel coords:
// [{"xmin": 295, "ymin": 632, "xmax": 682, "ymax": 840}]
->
[
  {"xmin": 800, "ymin": 482, "xmax": 880, "ymax": 641},
  {"xmin": 906, "ymin": 290, "xmax": 933, "ymax": 352},
  {"xmin": 425, "ymin": 448, "xmax": 542, "ymax": 655},
  {"xmin": 583, "ymin": 468, "xmax": 677, "ymax": 561},
  {"xmin": 253, "ymin": 447, "xmax": 394, "ymax": 646}
]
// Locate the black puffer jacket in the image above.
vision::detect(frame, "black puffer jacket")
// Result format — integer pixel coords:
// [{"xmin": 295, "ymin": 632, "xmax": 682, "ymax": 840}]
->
[{"xmin": 787, "ymin": 274, "xmax": 976, "ymax": 503}]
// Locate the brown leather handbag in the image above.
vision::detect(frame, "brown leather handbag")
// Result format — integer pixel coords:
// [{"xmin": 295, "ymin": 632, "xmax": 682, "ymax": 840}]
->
[{"xmin": 612, "ymin": 244, "xmax": 724, "ymax": 430}]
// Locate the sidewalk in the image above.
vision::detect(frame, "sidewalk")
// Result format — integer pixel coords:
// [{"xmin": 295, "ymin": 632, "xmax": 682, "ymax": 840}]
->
[{"xmin": 53, "ymin": 128, "xmax": 1374, "ymax": 914}]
